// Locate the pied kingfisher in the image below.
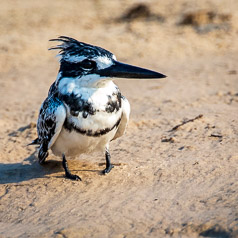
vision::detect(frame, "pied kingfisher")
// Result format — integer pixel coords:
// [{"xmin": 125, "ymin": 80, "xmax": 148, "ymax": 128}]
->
[{"xmin": 30, "ymin": 36, "xmax": 166, "ymax": 180}]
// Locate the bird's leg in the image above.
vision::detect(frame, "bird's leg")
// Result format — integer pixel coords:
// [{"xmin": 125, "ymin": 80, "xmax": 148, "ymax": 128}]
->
[
  {"xmin": 62, "ymin": 154, "xmax": 81, "ymax": 181},
  {"xmin": 102, "ymin": 148, "xmax": 114, "ymax": 174}
]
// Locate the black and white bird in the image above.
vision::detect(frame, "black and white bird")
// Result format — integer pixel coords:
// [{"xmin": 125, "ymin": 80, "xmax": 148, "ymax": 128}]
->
[{"xmin": 30, "ymin": 36, "xmax": 166, "ymax": 180}]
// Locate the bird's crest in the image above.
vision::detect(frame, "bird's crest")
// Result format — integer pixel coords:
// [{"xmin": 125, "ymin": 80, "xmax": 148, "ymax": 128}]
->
[{"xmin": 49, "ymin": 36, "xmax": 113, "ymax": 62}]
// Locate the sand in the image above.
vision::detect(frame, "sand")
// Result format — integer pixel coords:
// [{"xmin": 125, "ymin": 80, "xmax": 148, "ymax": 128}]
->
[{"xmin": 0, "ymin": 0, "xmax": 238, "ymax": 237}]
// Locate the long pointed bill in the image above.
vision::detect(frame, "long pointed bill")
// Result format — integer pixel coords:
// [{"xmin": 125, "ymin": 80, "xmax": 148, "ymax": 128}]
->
[{"xmin": 97, "ymin": 61, "xmax": 166, "ymax": 79}]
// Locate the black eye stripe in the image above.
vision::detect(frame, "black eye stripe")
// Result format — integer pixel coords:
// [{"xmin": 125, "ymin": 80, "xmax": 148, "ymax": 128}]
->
[{"xmin": 59, "ymin": 59, "xmax": 97, "ymax": 77}]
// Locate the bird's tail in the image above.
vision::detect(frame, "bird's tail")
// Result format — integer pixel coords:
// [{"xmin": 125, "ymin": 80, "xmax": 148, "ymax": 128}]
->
[{"xmin": 28, "ymin": 138, "xmax": 40, "ymax": 146}]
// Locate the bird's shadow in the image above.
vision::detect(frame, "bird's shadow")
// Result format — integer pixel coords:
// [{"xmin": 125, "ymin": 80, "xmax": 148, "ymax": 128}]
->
[{"xmin": 0, "ymin": 153, "xmax": 102, "ymax": 184}]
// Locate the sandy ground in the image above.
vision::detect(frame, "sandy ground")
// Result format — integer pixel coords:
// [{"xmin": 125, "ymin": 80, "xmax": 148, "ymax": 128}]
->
[{"xmin": 0, "ymin": 0, "xmax": 238, "ymax": 237}]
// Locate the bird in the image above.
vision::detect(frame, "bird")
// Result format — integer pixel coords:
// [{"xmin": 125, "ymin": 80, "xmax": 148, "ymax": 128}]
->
[{"xmin": 30, "ymin": 36, "xmax": 166, "ymax": 180}]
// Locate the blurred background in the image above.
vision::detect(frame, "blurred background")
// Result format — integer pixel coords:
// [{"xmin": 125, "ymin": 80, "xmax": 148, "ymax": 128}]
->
[
  {"xmin": 1, "ymin": 0, "xmax": 237, "ymax": 67},
  {"xmin": 1, "ymin": 0, "xmax": 237, "ymax": 128}
]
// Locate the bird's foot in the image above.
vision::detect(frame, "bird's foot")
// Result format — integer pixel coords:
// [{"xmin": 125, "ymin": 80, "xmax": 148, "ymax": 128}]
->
[
  {"xmin": 102, "ymin": 164, "xmax": 114, "ymax": 174},
  {"xmin": 65, "ymin": 172, "xmax": 82, "ymax": 181},
  {"xmin": 62, "ymin": 154, "xmax": 81, "ymax": 181}
]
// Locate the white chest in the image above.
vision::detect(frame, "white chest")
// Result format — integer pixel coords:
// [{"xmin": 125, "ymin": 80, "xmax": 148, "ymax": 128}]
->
[
  {"xmin": 51, "ymin": 79, "xmax": 122, "ymax": 157},
  {"xmin": 51, "ymin": 125, "xmax": 118, "ymax": 157}
]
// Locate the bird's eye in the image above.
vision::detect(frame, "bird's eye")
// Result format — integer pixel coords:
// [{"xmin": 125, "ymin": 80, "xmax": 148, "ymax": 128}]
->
[{"xmin": 80, "ymin": 59, "xmax": 96, "ymax": 70}]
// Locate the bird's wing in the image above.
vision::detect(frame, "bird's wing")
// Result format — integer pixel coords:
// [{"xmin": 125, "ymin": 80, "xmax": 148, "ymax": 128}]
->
[
  {"xmin": 113, "ymin": 96, "xmax": 130, "ymax": 140},
  {"xmin": 36, "ymin": 95, "xmax": 66, "ymax": 161}
]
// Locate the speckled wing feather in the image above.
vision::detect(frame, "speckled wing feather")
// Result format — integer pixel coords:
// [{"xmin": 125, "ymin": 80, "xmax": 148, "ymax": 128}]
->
[{"xmin": 36, "ymin": 94, "xmax": 66, "ymax": 163}]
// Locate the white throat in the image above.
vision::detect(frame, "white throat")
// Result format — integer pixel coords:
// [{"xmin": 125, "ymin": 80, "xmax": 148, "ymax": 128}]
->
[{"xmin": 58, "ymin": 75, "xmax": 116, "ymax": 95}]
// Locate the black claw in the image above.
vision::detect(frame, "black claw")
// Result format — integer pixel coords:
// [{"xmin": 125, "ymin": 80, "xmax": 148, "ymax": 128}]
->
[
  {"xmin": 62, "ymin": 154, "xmax": 81, "ymax": 181},
  {"xmin": 65, "ymin": 172, "xmax": 82, "ymax": 181},
  {"xmin": 102, "ymin": 164, "xmax": 114, "ymax": 174}
]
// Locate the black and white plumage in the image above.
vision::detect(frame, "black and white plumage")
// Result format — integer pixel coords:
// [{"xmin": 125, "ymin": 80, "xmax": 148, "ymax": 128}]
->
[{"xmin": 31, "ymin": 36, "xmax": 166, "ymax": 180}]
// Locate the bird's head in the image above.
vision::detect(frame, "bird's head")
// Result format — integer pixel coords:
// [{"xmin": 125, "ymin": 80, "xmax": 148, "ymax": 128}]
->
[{"xmin": 50, "ymin": 36, "xmax": 166, "ymax": 88}]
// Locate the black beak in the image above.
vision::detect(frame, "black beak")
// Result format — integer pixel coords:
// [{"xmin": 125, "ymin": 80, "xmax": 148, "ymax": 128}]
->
[{"xmin": 97, "ymin": 61, "xmax": 166, "ymax": 79}]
